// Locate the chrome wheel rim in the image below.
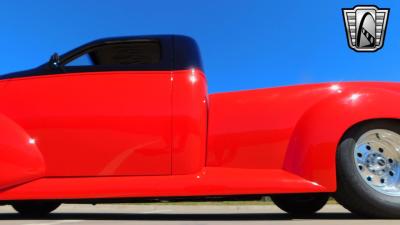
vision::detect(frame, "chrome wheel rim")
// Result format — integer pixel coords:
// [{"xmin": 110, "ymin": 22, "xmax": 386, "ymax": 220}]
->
[{"xmin": 354, "ymin": 129, "xmax": 400, "ymax": 196}]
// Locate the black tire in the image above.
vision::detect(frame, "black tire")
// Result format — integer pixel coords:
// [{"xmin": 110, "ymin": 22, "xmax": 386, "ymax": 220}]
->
[
  {"xmin": 271, "ymin": 194, "xmax": 329, "ymax": 216},
  {"xmin": 12, "ymin": 201, "xmax": 61, "ymax": 217},
  {"xmin": 335, "ymin": 120, "xmax": 400, "ymax": 218}
]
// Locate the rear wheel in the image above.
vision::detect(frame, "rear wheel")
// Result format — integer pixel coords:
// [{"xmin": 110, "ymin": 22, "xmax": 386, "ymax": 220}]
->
[
  {"xmin": 12, "ymin": 201, "xmax": 61, "ymax": 217},
  {"xmin": 335, "ymin": 120, "xmax": 400, "ymax": 218},
  {"xmin": 271, "ymin": 194, "xmax": 329, "ymax": 216}
]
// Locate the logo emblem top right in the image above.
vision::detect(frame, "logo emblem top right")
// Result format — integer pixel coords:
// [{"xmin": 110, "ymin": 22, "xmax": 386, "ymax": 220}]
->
[{"xmin": 343, "ymin": 6, "xmax": 389, "ymax": 52}]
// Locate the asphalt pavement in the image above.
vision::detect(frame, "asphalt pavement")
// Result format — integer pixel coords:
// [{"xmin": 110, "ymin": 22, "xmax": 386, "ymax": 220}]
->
[{"xmin": 0, "ymin": 204, "xmax": 398, "ymax": 225}]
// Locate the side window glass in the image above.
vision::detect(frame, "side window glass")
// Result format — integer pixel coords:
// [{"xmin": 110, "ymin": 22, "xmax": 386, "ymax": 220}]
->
[
  {"xmin": 65, "ymin": 53, "xmax": 93, "ymax": 66},
  {"xmin": 64, "ymin": 41, "xmax": 161, "ymax": 67}
]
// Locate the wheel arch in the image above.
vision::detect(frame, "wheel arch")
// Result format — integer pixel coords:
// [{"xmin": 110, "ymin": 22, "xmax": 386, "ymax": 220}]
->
[{"xmin": 338, "ymin": 118, "xmax": 400, "ymax": 142}]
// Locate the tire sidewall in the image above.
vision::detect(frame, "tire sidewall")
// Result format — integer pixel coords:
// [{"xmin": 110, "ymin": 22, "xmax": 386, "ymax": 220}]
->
[{"xmin": 338, "ymin": 120, "xmax": 400, "ymax": 213}]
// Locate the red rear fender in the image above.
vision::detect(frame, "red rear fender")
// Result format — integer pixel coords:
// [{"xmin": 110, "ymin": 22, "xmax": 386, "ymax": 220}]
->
[{"xmin": 284, "ymin": 88, "xmax": 400, "ymax": 191}]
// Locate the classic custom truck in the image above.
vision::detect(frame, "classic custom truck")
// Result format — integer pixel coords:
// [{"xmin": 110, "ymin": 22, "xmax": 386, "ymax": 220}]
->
[{"xmin": 0, "ymin": 35, "xmax": 399, "ymax": 218}]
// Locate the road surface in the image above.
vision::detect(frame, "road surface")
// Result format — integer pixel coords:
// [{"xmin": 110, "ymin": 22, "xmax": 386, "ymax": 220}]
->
[{"xmin": 0, "ymin": 204, "xmax": 397, "ymax": 224}]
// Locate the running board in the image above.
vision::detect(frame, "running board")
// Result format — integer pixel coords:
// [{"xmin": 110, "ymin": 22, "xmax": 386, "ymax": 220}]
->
[{"xmin": 0, "ymin": 167, "xmax": 328, "ymax": 200}]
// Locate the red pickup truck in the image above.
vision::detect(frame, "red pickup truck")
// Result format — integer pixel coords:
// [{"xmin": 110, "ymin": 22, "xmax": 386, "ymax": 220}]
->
[{"xmin": 0, "ymin": 35, "xmax": 399, "ymax": 218}]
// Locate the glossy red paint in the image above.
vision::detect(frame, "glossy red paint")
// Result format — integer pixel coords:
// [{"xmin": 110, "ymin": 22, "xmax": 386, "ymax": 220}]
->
[
  {"xmin": 1, "ymin": 64, "xmax": 400, "ymax": 200},
  {"xmin": 171, "ymin": 69, "xmax": 208, "ymax": 175},
  {"xmin": 0, "ymin": 71, "xmax": 172, "ymax": 177},
  {"xmin": 0, "ymin": 167, "xmax": 325, "ymax": 200},
  {"xmin": 207, "ymin": 84, "xmax": 329, "ymax": 170},
  {"xmin": 0, "ymin": 112, "xmax": 45, "ymax": 190},
  {"xmin": 207, "ymin": 82, "xmax": 400, "ymax": 192},
  {"xmin": 0, "ymin": 80, "xmax": 45, "ymax": 190},
  {"xmin": 284, "ymin": 83, "xmax": 400, "ymax": 190}
]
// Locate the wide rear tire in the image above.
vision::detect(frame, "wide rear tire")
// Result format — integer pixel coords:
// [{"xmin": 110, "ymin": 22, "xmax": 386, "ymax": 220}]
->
[
  {"xmin": 271, "ymin": 194, "xmax": 329, "ymax": 216},
  {"xmin": 335, "ymin": 120, "xmax": 400, "ymax": 218},
  {"xmin": 12, "ymin": 201, "xmax": 61, "ymax": 217}
]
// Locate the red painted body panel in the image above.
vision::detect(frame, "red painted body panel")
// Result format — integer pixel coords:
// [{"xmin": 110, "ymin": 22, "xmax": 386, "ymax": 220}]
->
[
  {"xmin": 171, "ymin": 69, "xmax": 208, "ymax": 175},
  {"xmin": 284, "ymin": 84, "xmax": 400, "ymax": 190},
  {"xmin": 207, "ymin": 84, "xmax": 328, "ymax": 170},
  {"xmin": 0, "ymin": 71, "xmax": 172, "ymax": 177},
  {"xmin": 207, "ymin": 82, "xmax": 400, "ymax": 192},
  {"xmin": 0, "ymin": 167, "xmax": 325, "ymax": 200},
  {"xmin": 0, "ymin": 113, "xmax": 45, "ymax": 190},
  {"xmin": 0, "ymin": 64, "xmax": 400, "ymax": 200},
  {"xmin": 0, "ymin": 81, "xmax": 45, "ymax": 190}
]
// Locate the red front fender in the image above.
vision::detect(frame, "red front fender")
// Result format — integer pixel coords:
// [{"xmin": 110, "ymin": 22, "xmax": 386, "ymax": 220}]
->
[{"xmin": 0, "ymin": 114, "xmax": 45, "ymax": 190}]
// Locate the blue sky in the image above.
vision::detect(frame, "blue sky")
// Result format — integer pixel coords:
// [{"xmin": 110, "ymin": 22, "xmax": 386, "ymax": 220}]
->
[{"xmin": 0, "ymin": 0, "xmax": 399, "ymax": 93}]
